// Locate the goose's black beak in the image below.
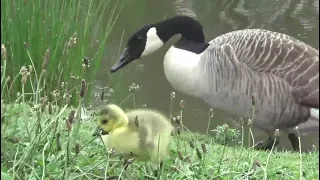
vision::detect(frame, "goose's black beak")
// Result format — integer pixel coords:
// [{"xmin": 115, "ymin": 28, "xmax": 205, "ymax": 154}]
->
[{"xmin": 111, "ymin": 48, "xmax": 132, "ymax": 73}]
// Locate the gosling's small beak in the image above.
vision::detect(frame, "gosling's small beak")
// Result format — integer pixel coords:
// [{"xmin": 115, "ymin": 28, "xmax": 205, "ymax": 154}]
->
[
  {"xmin": 110, "ymin": 48, "xmax": 131, "ymax": 73},
  {"xmin": 95, "ymin": 127, "xmax": 109, "ymax": 136},
  {"xmin": 100, "ymin": 130, "xmax": 109, "ymax": 135}
]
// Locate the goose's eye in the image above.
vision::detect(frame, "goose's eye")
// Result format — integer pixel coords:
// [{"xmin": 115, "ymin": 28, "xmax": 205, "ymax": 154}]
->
[
  {"xmin": 101, "ymin": 119, "xmax": 108, "ymax": 124},
  {"xmin": 137, "ymin": 36, "xmax": 144, "ymax": 41}
]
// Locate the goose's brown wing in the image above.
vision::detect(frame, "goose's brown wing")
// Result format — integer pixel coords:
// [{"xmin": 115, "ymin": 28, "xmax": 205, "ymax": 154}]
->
[{"xmin": 209, "ymin": 29, "xmax": 319, "ymax": 108}]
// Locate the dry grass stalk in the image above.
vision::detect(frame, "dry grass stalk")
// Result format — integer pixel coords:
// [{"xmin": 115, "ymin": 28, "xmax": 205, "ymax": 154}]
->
[
  {"xmin": 1, "ymin": 44, "xmax": 7, "ymax": 61},
  {"xmin": 188, "ymin": 140, "xmax": 195, "ymax": 149},
  {"xmin": 48, "ymin": 103, "xmax": 53, "ymax": 115},
  {"xmin": 195, "ymin": 147, "xmax": 202, "ymax": 160},
  {"xmin": 178, "ymin": 150, "xmax": 184, "ymax": 160},
  {"xmin": 56, "ymin": 133, "xmax": 62, "ymax": 151},
  {"xmin": 67, "ymin": 33, "xmax": 77, "ymax": 49},
  {"xmin": 42, "ymin": 48, "xmax": 51, "ymax": 70},
  {"xmin": 201, "ymin": 143, "xmax": 207, "ymax": 154},
  {"xmin": 68, "ymin": 110, "xmax": 76, "ymax": 124},
  {"xmin": 19, "ymin": 66, "xmax": 29, "ymax": 84},
  {"xmin": 40, "ymin": 97, "xmax": 48, "ymax": 112},
  {"xmin": 75, "ymin": 142, "xmax": 80, "ymax": 155},
  {"xmin": 80, "ymin": 79, "xmax": 86, "ymax": 98},
  {"xmin": 82, "ymin": 57, "xmax": 90, "ymax": 69}
]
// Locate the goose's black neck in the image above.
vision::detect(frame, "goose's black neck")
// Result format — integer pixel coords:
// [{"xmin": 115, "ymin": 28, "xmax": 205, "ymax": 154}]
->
[{"xmin": 154, "ymin": 16, "xmax": 207, "ymax": 44}]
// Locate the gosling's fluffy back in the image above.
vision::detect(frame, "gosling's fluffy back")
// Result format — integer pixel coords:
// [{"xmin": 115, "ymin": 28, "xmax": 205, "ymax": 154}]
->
[
  {"xmin": 126, "ymin": 109, "xmax": 174, "ymax": 163},
  {"xmin": 126, "ymin": 109, "xmax": 173, "ymax": 147},
  {"xmin": 126, "ymin": 109, "xmax": 173, "ymax": 134}
]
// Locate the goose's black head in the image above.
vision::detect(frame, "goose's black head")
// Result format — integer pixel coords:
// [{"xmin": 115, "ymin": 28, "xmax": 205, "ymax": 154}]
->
[
  {"xmin": 110, "ymin": 24, "xmax": 164, "ymax": 73},
  {"xmin": 111, "ymin": 16, "xmax": 206, "ymax": 73}
]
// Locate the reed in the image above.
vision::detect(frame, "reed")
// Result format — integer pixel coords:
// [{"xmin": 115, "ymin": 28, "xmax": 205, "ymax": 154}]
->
[{"xmin": 1, "ymin": 0, "xmax": 121, "ymax": 105}]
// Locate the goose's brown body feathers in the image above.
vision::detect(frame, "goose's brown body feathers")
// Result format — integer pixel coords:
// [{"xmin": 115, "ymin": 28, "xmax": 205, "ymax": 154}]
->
[{"xmin": 197, "ymin": 29, "xmax": 318, "ymax": 136}]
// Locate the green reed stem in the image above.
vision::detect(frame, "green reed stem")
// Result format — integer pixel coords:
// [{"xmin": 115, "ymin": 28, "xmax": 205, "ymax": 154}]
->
[
  {"xmin": 1, "ymin": 60, "xmax": 6, "ymax": 86},
  {"xmin": 22, "ymin": 84, "xmax": 25, "ymax": 103},
  {"xmin": 206, "ymin": 115, "xmax": 212, "ymax": 135},
  {"xmin": 25, "ymin": 49, "xmax": 39, "ymax": 103},
  {"xmin": 264, "ymin": 137, "xmax": 278, "ymax": 180}
]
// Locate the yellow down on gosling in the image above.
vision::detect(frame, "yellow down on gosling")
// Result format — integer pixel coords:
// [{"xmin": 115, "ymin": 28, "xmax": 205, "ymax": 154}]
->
[{"xmin": 97, "ymin": 104, "xmax": 174, "ymax": 164}]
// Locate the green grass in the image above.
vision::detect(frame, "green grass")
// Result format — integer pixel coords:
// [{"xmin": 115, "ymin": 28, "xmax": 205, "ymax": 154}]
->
[
  {"xmin": 1, "ymin": 102, "xmax": 318, "ymax": 180},
  {"xmin": 1, "ymin": 0, "xmax": 121, "ymax": 105}
]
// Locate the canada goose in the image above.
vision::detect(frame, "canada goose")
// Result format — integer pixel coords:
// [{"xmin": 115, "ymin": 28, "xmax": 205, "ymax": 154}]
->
[
  {"xmin": 97, "ymin": 104, "xmax": 174, "ymax": 164},
  {"xmin": 110, "ymin": 16, "xmax": 319, "ymax": 151}
]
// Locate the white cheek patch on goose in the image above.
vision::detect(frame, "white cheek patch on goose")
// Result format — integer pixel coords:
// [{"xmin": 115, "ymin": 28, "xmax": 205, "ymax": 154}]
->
[
  {"xmin": 310, "ymin": 108, "xmax": 319, "ymax": 120},
  {"xmin": 141, "ymin": 27, "xmax": 164, "ymax": 57}
]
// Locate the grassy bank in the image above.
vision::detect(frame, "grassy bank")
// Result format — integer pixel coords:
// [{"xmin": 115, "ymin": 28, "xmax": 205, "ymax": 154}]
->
[{"xmin": 1, "ymin": 103, "xmax": 318, "ymax": 180}]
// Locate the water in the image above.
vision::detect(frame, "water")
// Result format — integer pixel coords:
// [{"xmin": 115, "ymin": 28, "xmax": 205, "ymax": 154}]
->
[{"xmin": 95, "ymin": 0, "xmax": 319, "ymax": 151}]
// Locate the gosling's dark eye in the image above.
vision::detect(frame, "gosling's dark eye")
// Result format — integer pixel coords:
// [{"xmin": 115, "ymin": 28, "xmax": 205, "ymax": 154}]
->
[{"xmin": 101, "ymin": 119, "xmax": 108, "ymax": 124}]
